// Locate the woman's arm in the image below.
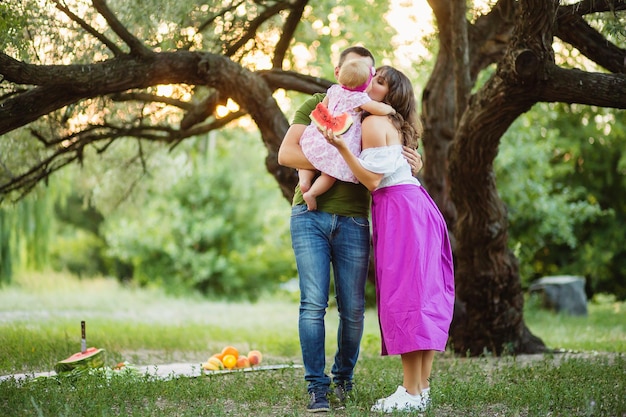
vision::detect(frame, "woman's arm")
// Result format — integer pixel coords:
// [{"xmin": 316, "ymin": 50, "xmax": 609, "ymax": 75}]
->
[{"xmin": 325, "ymin": 116, "xmax": 387, "ymax": 191}]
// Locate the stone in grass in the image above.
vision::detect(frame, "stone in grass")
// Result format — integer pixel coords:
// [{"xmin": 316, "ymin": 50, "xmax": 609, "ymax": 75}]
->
[{"xmin": 529, "ymin": 275, "xmax": 588, "ymax": 316}]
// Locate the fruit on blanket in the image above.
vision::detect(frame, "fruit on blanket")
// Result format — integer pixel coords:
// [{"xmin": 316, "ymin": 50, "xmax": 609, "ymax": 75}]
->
[
  {"xmin": 310, "ymin": 103, "xmax": 353, "ymax": 135},
  {"xmin": 221, "ymin": 345, "xmax": 239, "ymax": 359},
  {"xmin": 235, "ymin": 355, "xmax": 250, "ymax": 369},
  {"xmin": 222, "ymin": 354, "xmax": 237, "ymax": 369},
  {"xmin": 202, "ymin": 356, "xmax": 224, "ymax": 371},
  {"xmin": 247, "ymin": 350, "xmax": 262, "ymax": 366},
  {"xmin": 54, "ymin": 347, "xmax": 105, "ymax": 373}
]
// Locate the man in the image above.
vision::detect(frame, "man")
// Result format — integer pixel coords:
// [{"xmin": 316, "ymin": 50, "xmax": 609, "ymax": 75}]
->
[{"xmin": 278, "ymin": 46, "xmax": 422, "ymax": 413}]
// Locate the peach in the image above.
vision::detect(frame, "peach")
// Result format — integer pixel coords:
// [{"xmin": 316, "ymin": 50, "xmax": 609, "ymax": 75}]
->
[
  {"xmin": 247, "ymin": 350, "xmax": 262, "ymax": 366},
  {"xmin": 236, "ymin": 355, "xmax": 250, "ymax": 369}
]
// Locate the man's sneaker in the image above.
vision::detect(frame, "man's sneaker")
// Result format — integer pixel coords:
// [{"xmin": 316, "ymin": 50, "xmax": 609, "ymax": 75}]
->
[
  {"xmin": 333, "ymin": 382, "xmax": 353, "ymax": 409},
  {"xmin": 370, "ymin": 385, "xmax": 426, "ymax": 413},
  {"xmin": 333, "ymin": 381, "xmax": 353, "ymax": 403},
  {"xmin": 307, "ymin": 390, "xmax": 330, "ymax": 413}
]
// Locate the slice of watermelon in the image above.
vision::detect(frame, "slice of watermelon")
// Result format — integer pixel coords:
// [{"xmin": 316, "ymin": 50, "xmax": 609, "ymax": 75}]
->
[
  {"xmin": 54, "ymin": 347, "xmax": 105, "ymax": 373},
  {"xmin": 310, "ymin": 103, "xmax": 353, "ymax": 135}
]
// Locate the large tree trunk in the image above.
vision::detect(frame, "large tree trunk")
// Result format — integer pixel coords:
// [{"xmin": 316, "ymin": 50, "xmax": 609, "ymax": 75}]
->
[
  {"xmin": 421, "ymin": 1, "xmax": 458, "ymax": 229},
  {"xmin": 423, "ymin": 0, "xmax": 626, "ymax": 355},
  {"xmin": 448, "ymin": 77, "xmax": 547, "ymax": 353},
  {"xmin": 423, "ymin": 0, "xmax": 558, "ymax": 355}
]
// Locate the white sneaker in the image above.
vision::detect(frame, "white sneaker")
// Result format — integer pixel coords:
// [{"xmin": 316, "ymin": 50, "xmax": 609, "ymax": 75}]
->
[
  {"xmin": 421, "ymin": 388, "xmax": 431, "ymax": 408},
  {"xmin": 370, "ymin": 386, "xmax": 426, "ymax": 413}
]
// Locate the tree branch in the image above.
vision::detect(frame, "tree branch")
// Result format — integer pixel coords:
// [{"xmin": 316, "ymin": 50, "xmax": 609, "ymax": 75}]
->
[
  {"xmin": 110, "ymin": 92, "xmax": 195, "ymax": 111},
  {"xmin": 0, "ymin": 52, "xmax": 213, "ymax": 134},
  {"xmin": 561, "ymin": 0, "xmax": 626, "ymax": 15},
  {"xmin": 451, "ymin": 0, "xmax": 471, "ymax": 124},
  {"xmin": 0, "ymin": 110, "xmax": 248, "ymax": 197},
  {"xmin": 91, "ymin": 0, "xmax": 152, "ymax": 57},
  {"xmin": 258, "ymin": 69, "xmax": 332, "ymax": 94},
  {"xmin": 51, "ymin": 0, "xmax": 123, "ymax": 56},
  {"xmin": 179, "ymin": 92, "xmax": 224, "ymax": 130},
  {"xmin": 468, "ymin": 0, "xmax": 517, "ymax": 76},
  {"xmin": 224, "ymin": 1, "xmax": 293, "ymax": 56},
  {"xmin": 196, "ymin": 1, "xmax": 246, "ymax": 35},
  {"xmin": 541, "ymin": 65, "xmax": 626, "ymax": 107},
  {"xmin": 556, "ymin": 7, "xmax": 626, "ymax": 73},
  {"xmin": 272, "ymin": 0, "xmax": 308, "ymax": 68}
]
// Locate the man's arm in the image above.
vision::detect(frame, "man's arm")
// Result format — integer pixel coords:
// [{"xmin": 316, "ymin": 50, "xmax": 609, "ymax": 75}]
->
[
  {"xmin": 277, "ymin": 93, "xmax": 326, "ymax": 170},
  {"xmin": 277, "ymin": 124, "xmax": 316, "ymax": 170},
  {"xmin": 402, "ymin": 146, "xmax": 423, "ymax": 176}
]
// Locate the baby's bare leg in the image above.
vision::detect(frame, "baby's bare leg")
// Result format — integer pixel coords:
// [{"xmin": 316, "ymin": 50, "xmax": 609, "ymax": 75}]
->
[
  {"xmin": 303, "ymin": 173, "xmax": 336, "ymax": 211},
  {"xmin": 298, "ymin": 169, "xmax": 316, "ymax": 193}
]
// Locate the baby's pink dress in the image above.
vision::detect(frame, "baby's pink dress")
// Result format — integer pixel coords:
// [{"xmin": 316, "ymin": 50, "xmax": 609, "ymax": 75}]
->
[{"xmin": 300, "ymin": 84, "xmax": 371, "ymax": 183}]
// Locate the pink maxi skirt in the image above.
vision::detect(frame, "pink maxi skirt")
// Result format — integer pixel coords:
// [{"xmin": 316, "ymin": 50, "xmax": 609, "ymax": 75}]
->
[{"xmin": 371, "ymin": 184, "xmax": 455, "ymax": 355}]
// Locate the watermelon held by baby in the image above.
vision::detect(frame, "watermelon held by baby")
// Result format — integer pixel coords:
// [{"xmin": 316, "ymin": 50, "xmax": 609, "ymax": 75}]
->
[{"xmin": 310, "ymin": 103, "xmax": 353, "ymax": 135}]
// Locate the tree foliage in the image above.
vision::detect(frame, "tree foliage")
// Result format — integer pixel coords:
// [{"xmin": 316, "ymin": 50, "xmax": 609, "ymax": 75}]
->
[
  {"xmin": 497, "ymin": 102, "xmax": 626, "ymax": 298},
  {"xmin": 101, "ymin": 130, "xmax": 295, "ymax": 299},
  {"xmin": 497, "ymin": 106, "xmax": 608, "ymax": 279}
]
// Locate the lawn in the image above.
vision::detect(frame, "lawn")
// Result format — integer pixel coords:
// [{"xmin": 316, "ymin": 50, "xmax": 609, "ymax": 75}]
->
[{"xmin": 0, "ymin": 271, "xmax": 624, "ymax": 416}]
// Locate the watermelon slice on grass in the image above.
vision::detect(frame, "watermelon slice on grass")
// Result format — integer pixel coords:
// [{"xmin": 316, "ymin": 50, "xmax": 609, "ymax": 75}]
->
[
  {"xmin": 54, "ymin": 347, "xmax": 105, "ymax": 373},
  {"xmin": 310, "ymin": 103, "xmax": 353, "ymax": 135}
]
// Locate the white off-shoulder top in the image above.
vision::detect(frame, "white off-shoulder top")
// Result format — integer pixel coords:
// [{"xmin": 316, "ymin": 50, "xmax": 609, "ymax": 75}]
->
[{"xmin": 358, "ymin": 145, "xmax": 421, "ymax": 190}]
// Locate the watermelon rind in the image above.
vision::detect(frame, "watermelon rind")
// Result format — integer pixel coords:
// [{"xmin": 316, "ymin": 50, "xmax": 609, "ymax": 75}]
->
[
  {"xmin": 333, "ymin": 114, "xmax": 353, "ymax": 135},
  {"xmin": 54, "ymin": 347, "xmax": 106, "ymax": 373}
]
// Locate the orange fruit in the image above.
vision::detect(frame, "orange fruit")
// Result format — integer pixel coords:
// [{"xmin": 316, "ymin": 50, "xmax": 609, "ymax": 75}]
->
[
  {"xmin": 221, "ymin": 345, "xmax": 239, "ymax": 359},
  {"xmin": 222, "ymin": 354, "xmax": 237, "ymax": 369}
]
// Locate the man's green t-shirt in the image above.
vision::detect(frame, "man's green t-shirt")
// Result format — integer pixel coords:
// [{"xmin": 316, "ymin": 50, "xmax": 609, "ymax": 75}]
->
[{"xmin": 291, "ymin": 93, "xmax": 370, "ymax": 218}]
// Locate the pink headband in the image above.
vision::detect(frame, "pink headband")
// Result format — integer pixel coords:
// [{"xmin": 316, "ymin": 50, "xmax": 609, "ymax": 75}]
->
[{"xmin": 343, "ymin": 66, "xmax": 375, "ymax": 92}]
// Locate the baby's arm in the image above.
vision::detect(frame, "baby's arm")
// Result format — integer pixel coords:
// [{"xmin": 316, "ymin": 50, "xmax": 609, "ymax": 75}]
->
[{"xmin": 359, "ymin": 100, "xmax": 395, "ymax": 115}]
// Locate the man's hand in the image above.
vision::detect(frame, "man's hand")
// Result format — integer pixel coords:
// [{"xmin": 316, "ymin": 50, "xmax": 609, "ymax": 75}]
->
[{"xmin": 403, "ymin": 146, "xmax": 423, "ymax": 176}]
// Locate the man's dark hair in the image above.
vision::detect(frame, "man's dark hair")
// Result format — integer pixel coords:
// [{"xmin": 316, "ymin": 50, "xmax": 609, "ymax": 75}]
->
[{"xmin": 338, "ymin": 46, "xmax": 375, "ymax": 67}]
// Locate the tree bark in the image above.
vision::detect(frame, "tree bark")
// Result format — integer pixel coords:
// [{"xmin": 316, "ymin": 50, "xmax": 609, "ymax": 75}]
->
[{"xmin": 426, "ymin": 0, "xmax": 549, "ymax": 355}]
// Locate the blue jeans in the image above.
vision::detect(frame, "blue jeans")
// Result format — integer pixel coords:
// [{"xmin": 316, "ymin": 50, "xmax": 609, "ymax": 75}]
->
[{"xmin": 290, "ymin": 204, "xmax": 370, "ymax": 394}]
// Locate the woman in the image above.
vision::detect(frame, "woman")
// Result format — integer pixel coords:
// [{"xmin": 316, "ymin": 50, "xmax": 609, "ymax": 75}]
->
[{"xmin": 325, "ymin": 66, "xmax": 455, "ymax": 413}]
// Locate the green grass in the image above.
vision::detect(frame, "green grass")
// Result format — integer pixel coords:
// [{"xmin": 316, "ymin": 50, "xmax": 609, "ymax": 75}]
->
[
  {"xmin": 1, "ymin": 271, "xmax": 625, "ymax": 416},
  {"xmin": 524, "ymin": 293, "xmax": 626, "ymax": 352}
]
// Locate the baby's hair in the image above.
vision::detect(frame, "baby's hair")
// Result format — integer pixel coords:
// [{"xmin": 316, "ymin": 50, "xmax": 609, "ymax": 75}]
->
[{"xmin": 338, "ymin": 59, "xmax": 372, "ymax": 90}]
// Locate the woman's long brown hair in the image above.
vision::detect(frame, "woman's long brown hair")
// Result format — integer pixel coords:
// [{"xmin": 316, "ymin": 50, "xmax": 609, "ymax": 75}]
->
[{"xmin": 370, "ymin": 66, "xmax": 422, "ymax": 149}]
